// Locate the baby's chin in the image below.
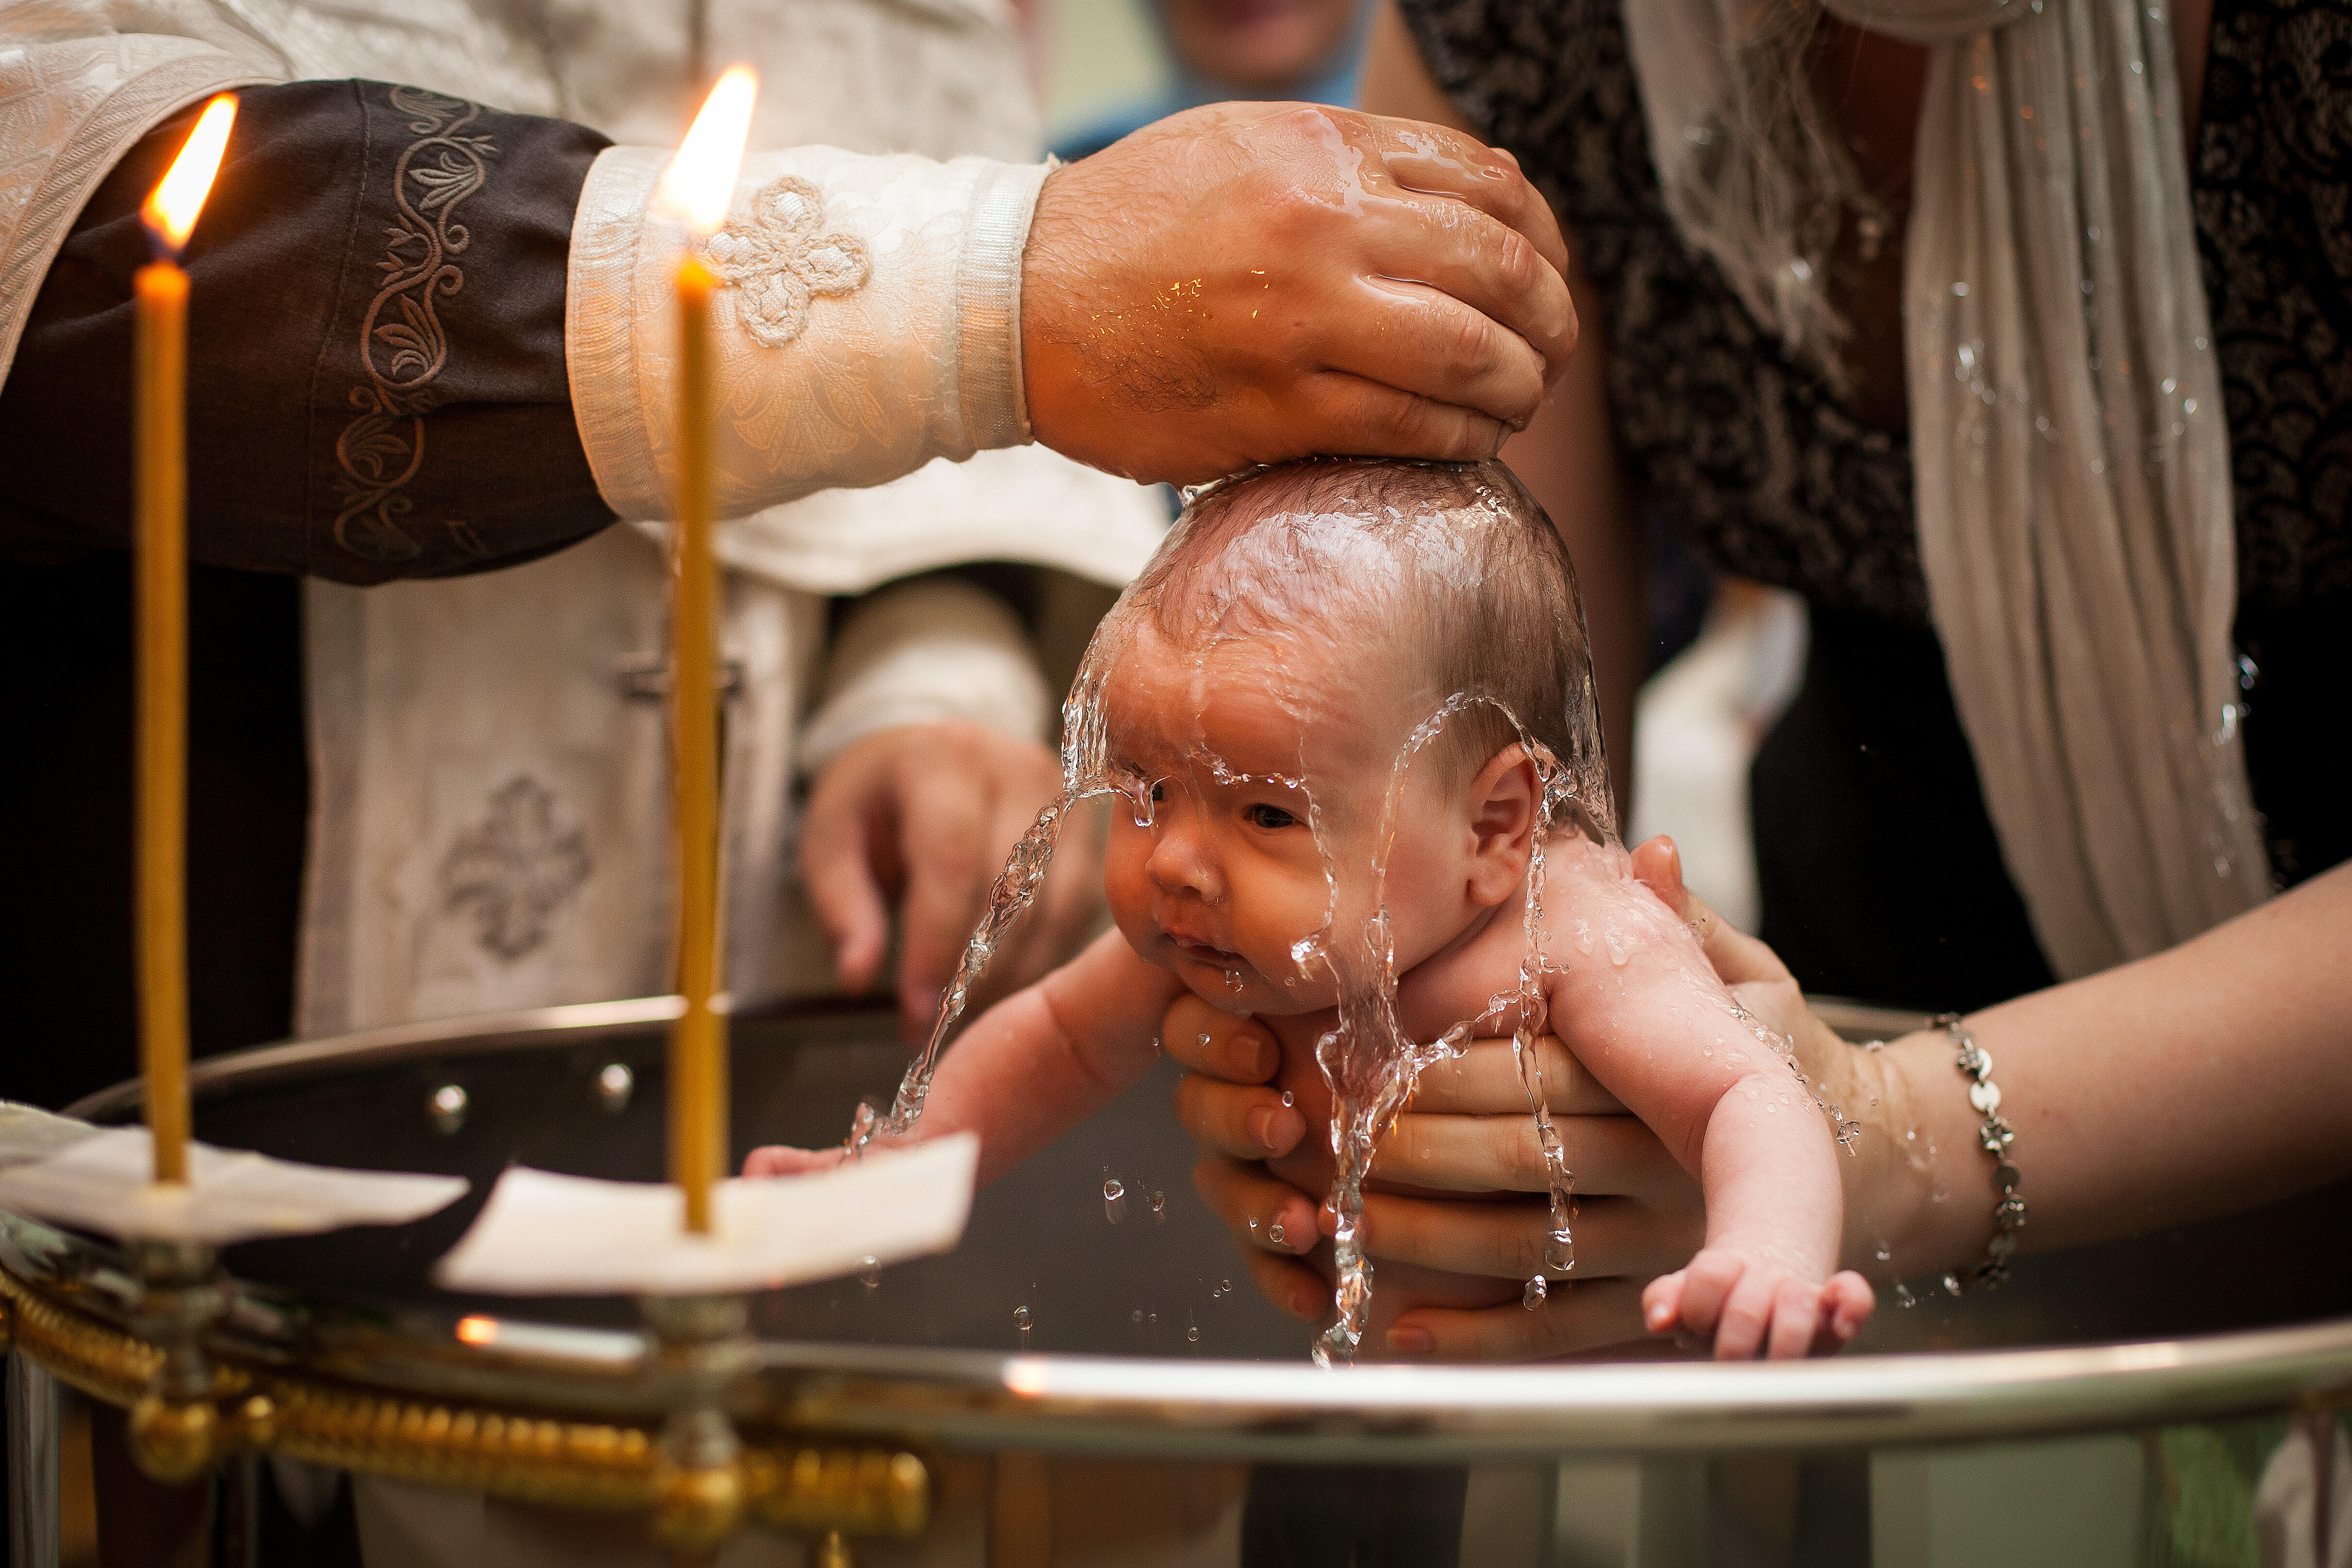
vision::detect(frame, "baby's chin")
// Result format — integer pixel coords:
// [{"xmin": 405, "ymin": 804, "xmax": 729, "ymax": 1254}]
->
[{"xmin": 1160, "ymin": 953, "xmax": 1336, "ymax": 1018}]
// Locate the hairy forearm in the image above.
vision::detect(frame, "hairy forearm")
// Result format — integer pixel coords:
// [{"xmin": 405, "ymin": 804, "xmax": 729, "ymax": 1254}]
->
[{"xmin": 1840, "ymin": 861, "xmax": 2352, "ymax": 1278}]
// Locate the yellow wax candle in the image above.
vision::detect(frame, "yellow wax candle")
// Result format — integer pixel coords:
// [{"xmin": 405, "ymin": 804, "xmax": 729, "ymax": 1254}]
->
[
  {"xmin": 134, "ymin": 94, "xmax": 237, "ymax": 1188},
  {"xmin": 134, "ymin": 257, "xmax": 190, "ymax": 1186},
  {"xmin": 669, "ymin": 251, "xmax": 723, "ymax": 1233},
  {"xmin": 657, "ymin": 66, "xmax": 756, "ymax": 1235}
]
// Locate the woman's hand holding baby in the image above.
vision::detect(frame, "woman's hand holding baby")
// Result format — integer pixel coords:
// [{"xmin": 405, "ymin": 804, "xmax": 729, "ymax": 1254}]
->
[
  {"xmin": 1169, "ymin": 835, "xmax": 1880, "ymax": 1362},
  {"xmin": 1167, "ymin": 994, "xmax": 1714, "ymax": 1359}
]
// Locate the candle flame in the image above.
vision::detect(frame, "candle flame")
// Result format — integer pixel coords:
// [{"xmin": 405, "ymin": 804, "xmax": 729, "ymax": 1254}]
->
[
  {"xmin": 141, "ymin": 95, "xmax": 237, "ymax": 255},
  {"xmin": 657, "ymin": 66, "xmax": 758, "ymax": 236}
]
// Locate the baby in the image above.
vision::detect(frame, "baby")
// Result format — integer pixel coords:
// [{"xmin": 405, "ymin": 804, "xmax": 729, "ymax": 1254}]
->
[{"xmin": 751, "ymin": 459, "xmax": 1873, "ymax": 1359}]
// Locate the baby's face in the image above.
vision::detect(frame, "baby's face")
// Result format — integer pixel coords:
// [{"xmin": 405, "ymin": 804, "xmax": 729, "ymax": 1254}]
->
[{"xmin": 1098, "ymin": 620, "xmax": 1487, "ymax": 1016}]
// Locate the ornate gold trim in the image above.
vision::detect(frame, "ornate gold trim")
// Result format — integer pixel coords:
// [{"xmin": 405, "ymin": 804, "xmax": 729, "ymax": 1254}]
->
[{"xmin": 0, "ymin": 1266, "xmax": 926, "ymax": 1535}]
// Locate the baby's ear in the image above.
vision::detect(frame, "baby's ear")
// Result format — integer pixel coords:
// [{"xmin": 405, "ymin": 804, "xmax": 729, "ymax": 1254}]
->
[{"xmin": 1465, "ymin": 745, "xmax": 1539, "ymax": 906}]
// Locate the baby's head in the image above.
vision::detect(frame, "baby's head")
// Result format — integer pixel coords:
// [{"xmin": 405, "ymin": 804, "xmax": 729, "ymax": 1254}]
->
[{"xmin": 1077, "ymin": 458, "xmax": 1605, "ymax": 1013}]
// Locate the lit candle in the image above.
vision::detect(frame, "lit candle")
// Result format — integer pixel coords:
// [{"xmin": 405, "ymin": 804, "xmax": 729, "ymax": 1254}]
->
[
  {"xmin": 135, "ymin": 94, "xmax": 237, "ymax": 1187},
  {"xmin": 655, "ymin": 67, "xmax": 757, "ymax": 1234}
]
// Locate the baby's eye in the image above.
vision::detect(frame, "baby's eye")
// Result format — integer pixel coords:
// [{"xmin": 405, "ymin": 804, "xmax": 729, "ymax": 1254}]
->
[{"xmin": 1245, "ymin": 803, "xmax": 1298, "ymax": 830}]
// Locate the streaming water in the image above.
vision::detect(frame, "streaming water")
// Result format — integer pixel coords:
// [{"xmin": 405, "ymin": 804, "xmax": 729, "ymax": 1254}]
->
[{"xmin": 1309, "ymin": 691, "xmax": 1597, "ymax": 1366}]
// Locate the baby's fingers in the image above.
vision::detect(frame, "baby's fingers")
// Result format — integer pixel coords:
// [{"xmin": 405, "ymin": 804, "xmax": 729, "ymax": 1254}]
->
[
  {"xmin": 1713, "ymin": 1264, "xmax": 1784, "ymax": 1361},
  {"xmin": 1765, "ymin": 1276, "xmax": 1822, "ymax": 1360},
  {"xmin": 1665, "ymin": 1248, "xmax": 1744, "ymax": 1343},
  {"xmin": 743, "ymin": 1145, "xmax": 845, "ymax": 1178},
  {"xmin": 1641, "ymin": 1270, "xmax": 1685, "ymax": 1336},
  {"xmin": 1811, "ymin": 1271, "xmax": 1876, "ymax": 1354}
]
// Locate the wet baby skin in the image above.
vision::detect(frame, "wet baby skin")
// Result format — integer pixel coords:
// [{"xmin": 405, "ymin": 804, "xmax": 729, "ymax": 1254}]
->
[{"xmin": 746, "ymin": 465, "xmax": 1873, "ymax": 1360}]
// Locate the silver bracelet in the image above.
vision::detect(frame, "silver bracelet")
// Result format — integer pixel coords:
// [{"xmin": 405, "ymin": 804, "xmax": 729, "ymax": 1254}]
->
[{"xmin": 1932, "ymin": 1012, "xmax": 2026, "ymax": 1293}]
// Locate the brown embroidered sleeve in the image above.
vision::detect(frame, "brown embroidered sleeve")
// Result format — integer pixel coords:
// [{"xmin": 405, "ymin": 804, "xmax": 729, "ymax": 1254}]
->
[{"xmin": 0, "ymin": 80, "xmax": 617, "ymax": 584}]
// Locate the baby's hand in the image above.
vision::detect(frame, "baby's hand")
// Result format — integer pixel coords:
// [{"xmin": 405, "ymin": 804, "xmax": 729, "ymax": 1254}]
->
[
  {"xmin": 1640, "ymin": 1249, "xmax": 1874, "ymax": 1360},
  {"xmin": 741, "ymin": 1145, "xmax": 850, "ymax": 1178}
]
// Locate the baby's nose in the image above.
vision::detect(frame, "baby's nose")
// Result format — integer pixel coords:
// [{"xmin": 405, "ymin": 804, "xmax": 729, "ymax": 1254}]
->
[{"xmin": 1145, "ymin": 826, "xmax": 1223, "ymax": 900}]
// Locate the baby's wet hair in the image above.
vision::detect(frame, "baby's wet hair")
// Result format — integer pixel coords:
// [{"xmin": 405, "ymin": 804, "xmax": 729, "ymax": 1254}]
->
[{"xmin": 1118, "ymin": 458, "xmax": 1605, "ymax": 801}]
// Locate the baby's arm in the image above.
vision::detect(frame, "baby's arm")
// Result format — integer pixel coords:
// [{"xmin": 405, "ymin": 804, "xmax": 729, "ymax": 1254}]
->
[
  {"xmin": 1541, "ymin": 838, "xmax": 1872, "ymax": 1358},
  {"xmin": 745, "ymin": 930, "xmax": 1184, "ymax": 1186}
]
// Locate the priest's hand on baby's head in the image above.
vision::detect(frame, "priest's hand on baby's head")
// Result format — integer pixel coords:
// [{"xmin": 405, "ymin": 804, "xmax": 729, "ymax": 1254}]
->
[{"xmin": 1022, "ymin": 102, "xmax": 1575, "ymax": 485}]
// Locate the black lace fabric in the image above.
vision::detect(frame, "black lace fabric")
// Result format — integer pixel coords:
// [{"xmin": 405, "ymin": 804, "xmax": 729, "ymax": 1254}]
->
[
  {"xmin": 1396, "ymin": 0, "xmax": 2351, "ymax": 621},
  {"xmin": 2197, "ymin": 0, "xmax": 2352, "ymax": 608}
]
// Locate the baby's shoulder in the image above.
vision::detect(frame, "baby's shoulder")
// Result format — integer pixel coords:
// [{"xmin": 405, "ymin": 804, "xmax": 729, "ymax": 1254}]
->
[{"xmin": 1395, "ymin": 910, "xmax": 1538, "ymax": 1041}]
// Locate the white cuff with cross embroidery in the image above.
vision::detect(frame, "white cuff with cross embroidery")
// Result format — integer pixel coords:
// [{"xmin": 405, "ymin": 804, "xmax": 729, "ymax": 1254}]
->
[{"xmin": 566, "ymin": 144, "xmax": 1047, "ymax": 522}]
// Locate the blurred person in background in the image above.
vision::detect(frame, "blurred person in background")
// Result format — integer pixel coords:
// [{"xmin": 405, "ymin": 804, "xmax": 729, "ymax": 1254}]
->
[{"xmin": 1054, "ymin": 0, "xmax": 1373, "ymax": 160}]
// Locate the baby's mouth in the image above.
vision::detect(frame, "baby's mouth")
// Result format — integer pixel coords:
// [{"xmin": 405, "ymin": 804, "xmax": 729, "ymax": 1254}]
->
[{"xmin": 1168, "ymin": 933, "xmax": 1248, "ymax": 970}]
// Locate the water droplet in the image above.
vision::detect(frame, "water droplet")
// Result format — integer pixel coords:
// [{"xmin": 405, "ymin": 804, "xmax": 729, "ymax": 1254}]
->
[
  {"xmin": 1196, "ymin": 1032, "xmax": 1212, "ymax": 1048},
  {"xmin": 1013, "ymin": 1305, "xmax": 1032, "ymax": 1330},
  {"xmin": 1279, "ymin": 1090, "xmax": 1295, "ymax": 1108},
  {"xmin": 595, "ymin": 1062, "xmax": 633, "ymax": 1113},
  {"xmin": 1103, "ymin": 1178, "xmax": 1128, "ymax": 1225},
  {"xmin": 1895, "ymin": 1283, "xmax": 1918, "ymax": 1308},
  {"xmin": 860, "ymin": 1256, "xmax": 881, "ymax": 1289},
  {"xmin": 1187, "ymin": 1324, "xmax": 1201, "ymax": 1343},
  {"xmin": 1951, "ymin": 281, "xmax": 1970, "ymax": 297},
  {"xmin": 1149, "ymin": 1190, "xmax": 1167, "ymax": 1222},
  {"xmin": 1268, "ymin": 1219, "xmax": 1287, "ymax": 1247},
  {"xmin": 1523, "ymin": 1276, "xmax": 1547, "ymax": 1309},
  {"xmin": 1875, "ymin": 1248, "xmax": 1892, "ymax": 1262},
  {"xmin": 1130, "ymin": 1309, "xmax": 1144, "ymax": 1326},
  {"xmin": 1220, "ymin": 1279, "xmax": 1231, "ymax": 1293}
]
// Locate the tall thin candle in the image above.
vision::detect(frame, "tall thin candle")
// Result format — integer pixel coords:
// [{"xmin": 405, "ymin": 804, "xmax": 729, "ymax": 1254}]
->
[
  {"xmin": 134, "ymin": 94, "xmax": 236, "ymax": 1187},
  {"xmin": 656, "ymin": 67, "xmax": 757, "ymax": 1234}
]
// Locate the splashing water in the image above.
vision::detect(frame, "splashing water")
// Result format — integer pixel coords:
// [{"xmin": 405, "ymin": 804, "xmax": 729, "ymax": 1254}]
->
[{"xmin": 845, "ymin": 621, "xmax": 1136, "ymax": 1153}]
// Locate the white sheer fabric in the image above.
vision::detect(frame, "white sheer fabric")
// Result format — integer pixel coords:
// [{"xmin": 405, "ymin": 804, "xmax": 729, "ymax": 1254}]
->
[{"xmin": 1623, "ymin": 0, "xmax": 2267, "ymax": 978}]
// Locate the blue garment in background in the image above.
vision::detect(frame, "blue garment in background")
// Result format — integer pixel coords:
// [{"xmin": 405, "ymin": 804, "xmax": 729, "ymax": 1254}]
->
[{"xmin": 1051, "ymin": 0, "xmax": 1371, "ymax": 161}]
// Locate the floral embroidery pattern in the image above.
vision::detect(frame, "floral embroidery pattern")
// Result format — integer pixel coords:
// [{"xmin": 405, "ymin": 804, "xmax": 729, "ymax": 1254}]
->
[
  {"xmin": 708, "ymin": 177, "xmax": 871, "ymax": 348},
  {"xmin": 440, "ymin": 776, "xmax": 592, "ymax": 963},
  {"xmin": 332, "ymin": 87, "xmax": 497, "ymax": 563}
]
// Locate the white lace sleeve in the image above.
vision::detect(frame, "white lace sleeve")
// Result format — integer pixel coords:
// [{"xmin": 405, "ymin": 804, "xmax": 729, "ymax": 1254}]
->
[
  {"xmin": 795, "ymin": 575, "xmax": 1051, "ymax": 775},
  {"xmin": 567, "ymin": 143, "xmax": 1046, "ymax": 523}
]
